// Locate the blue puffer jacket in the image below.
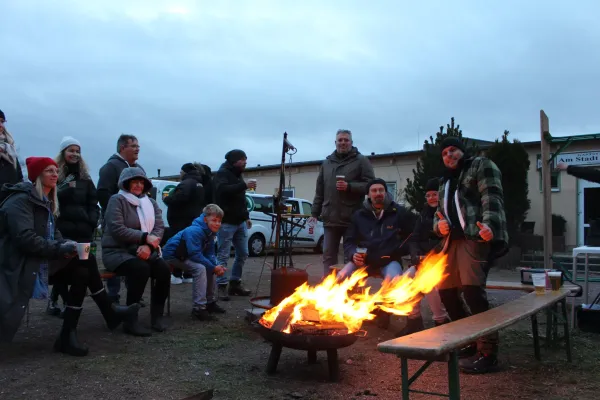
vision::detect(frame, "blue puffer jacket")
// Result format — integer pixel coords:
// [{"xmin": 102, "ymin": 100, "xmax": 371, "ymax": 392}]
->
[
  {"xmin": 162, "ymin": 214, "xmax": 218, "ymax": 272},
  {"xmin": 343, "ymin": 193, "xmax": 415, "ymax": 271}
]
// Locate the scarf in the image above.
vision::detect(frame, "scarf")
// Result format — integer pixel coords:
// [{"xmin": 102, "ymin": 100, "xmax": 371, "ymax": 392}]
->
[
  {"xmin": 118, "ymin": 190, "xmax": 155, "ymax": 233},
  {"xmin": 0, "ymin": 140, "xmax": 18, "ymax": 167}
]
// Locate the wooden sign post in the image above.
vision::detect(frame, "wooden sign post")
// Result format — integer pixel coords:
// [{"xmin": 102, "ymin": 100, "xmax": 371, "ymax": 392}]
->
[{"xmin": 540, "ymin": 110, "xmax": 553, "ymax": 269}]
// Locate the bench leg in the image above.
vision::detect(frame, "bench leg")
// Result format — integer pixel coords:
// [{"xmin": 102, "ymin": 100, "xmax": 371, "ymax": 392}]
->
[
  {"xmin": 560, "ymin": 299, "xmax": 572, "ymax": 363},
  {"xmin": 400, "ymin": 357, "xmax": 410, "ymax": 400},
  {"xmin": 531, "ymin": 313, "xmax": 541, "ymax": 361},
  {"xmin": 545, "ymin": 307, "xmax": 552, "ymax": 348},
  {"xmin": 448, "ymin": 351, "xmax": 460, "ymax": 400}
]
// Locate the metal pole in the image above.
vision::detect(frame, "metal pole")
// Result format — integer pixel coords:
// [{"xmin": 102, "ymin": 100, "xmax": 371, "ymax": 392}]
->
[{"xmin": 540, "ymin": 110, "xmax": 553, "ymax": 269}]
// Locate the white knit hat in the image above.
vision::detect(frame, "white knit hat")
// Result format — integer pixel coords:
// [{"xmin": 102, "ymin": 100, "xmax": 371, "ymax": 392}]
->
[{"xmin": 60, "ymin": 136, "xmax": 81, "ymax": 152}]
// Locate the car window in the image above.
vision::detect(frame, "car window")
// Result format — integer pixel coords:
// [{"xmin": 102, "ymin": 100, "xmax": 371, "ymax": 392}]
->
[
  {"xmin": 252, "ymin": 196, "xmax": 274, "ymax": 213},
  {"xmin": 301, "ymin": 201, "xmax": 312, "ymax": 216},
  {"xmin": 287, "ymin": 200, "xmax": 300, "ymax": 214}
]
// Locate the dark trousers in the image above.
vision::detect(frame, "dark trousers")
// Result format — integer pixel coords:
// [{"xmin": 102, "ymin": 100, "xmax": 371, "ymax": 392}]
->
[
  {"xmin": 438, "ymin": 238, "xmax": 499, "ymax": 355},
  {"xmin": 116, "ymin": 257, "xmax": 171, "ymax": 307},
  {"xmin": 52, "ymin": 257, "xmax": 104, "ymax": 307},
  {"xmin": 322, "ymin": 226, "xmax": 349, "ymax": 276}
]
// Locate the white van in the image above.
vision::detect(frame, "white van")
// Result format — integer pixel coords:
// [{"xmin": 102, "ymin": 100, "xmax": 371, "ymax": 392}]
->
[
  {"xmin": 149, "ymin": 179, "xmax": 180, "ymax": 228},
  {"xmin": 245, "ymin": 192, "xmax": 324, "ymax": 257}
]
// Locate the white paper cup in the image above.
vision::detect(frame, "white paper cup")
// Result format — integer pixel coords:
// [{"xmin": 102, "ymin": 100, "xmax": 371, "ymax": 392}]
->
[
  {"xmin": 77, "ymin": 243, "xmax": 91, "ymax": 260},
  {"xmin": 356, "ymin": 247, "xmax": 367, "ymax": 255},
  {"xmin": 336, "ymin": 175, "xmax": 345, "ymax": 181},
  {"xmin": 531, "ymin": 273, "xmax": 546, "ymax": 294}
]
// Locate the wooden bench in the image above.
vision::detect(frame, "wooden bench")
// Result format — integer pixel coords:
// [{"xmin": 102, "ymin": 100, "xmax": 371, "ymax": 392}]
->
[{"xmin": 377, "ymin": 288, "xmax": 572, "ymax": 400}]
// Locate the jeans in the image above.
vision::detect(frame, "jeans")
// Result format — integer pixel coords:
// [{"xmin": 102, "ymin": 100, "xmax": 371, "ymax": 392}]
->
[
  {"xmin": 169, "ymin": 259, "xmax": 217, "ymax": 309},
  {"xmin": 322, "ymin": 226, "xmax": 349, "ymax": 276},
  {"xmin": 216, "ymin": 222, "xmax": 248, "ymax": 285},
  {"xmin": 338, "ymin": 260, "xmax": 403, "ymax": 281}
]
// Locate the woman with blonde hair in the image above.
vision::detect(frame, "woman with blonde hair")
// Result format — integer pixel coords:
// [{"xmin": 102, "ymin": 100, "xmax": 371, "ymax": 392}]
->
[
  {"xmin": 0, "ymin": 109, "xmax": 24, "ymax": 187},
  {"xmin": 47, "ymin": 136, "xmax": 97, "ymax": 316}
]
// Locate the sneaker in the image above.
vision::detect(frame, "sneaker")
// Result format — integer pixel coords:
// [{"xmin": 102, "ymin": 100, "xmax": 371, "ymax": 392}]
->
[
  {"xmin": 228, "ymin": 280, "xmax": 251, "ymax": 296},
  {"xmin": 182, "ymin": 278, "xmax": 194, "ymax": 284},
  {"xmin": 459, "ymin": 352, "xmax": 498, "ymax": 374},
  {"xmin": 192, "ymin": 308, "xmax": 217, "ymax": 321},
  {"xmin": 218, "ymin": 284, "xmax": 230, "ymax": 301},
  {"xmin": 46, "ymin": 301, "xmax": 62, "ymax": 317},
  {"xmin": 207, "ymin": 302, "xmax": 226, "ymax": 314},
  {"xmin": 171, "ymin": 275, "xmax": 183, "ymax": 285}
]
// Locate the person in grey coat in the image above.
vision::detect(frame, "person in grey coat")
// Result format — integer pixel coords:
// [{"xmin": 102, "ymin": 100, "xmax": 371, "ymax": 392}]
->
[
  {"xmin": 308, "ymin": 129, "xmax": 375, "ymax": 276},
  {"xmin": 101, "ymin": 167, "xmax": 170, "ymax": 337},
  {"xmin": 0, "ymin": 157, "xmax": 139, "ymax": 357}
]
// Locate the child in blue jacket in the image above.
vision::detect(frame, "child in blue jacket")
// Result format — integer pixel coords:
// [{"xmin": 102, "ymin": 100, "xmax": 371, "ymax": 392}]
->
[{"xmin": 163, "ymin": 204, "xmax": 227, "ymax": 320}]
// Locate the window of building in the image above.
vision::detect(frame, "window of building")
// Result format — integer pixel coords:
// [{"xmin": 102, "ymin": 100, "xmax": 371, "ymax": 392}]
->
[
  {"xmin": 386, "ymin": 181, "xmax": 401, "ymax": 202},
  {"xmin": 539, "ymin": 170, "xmax": 560, "ymax": 192}
]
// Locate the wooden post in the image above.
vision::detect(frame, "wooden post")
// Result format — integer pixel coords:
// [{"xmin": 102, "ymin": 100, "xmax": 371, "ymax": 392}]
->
[{"xmin": 540, "ymin": 110, "xmax": 553, "ymax": 269}]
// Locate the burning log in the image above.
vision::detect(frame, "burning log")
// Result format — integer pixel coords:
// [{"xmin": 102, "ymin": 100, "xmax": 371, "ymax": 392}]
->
[{"xmin": 290, "ymin": 321, "xmax": 349, "ymax": 336}]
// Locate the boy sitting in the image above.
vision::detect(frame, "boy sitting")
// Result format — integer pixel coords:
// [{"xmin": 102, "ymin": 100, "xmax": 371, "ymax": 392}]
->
[{"xmin": 163, "ymin": 204, "xmax": 227, "ymax": 320}]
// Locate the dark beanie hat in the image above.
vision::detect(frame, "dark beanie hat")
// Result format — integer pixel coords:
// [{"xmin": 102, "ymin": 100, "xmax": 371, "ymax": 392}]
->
[
  {"xmin": 366, "ymin": 178, "xmax": 388, "ymax": 193},
  {"xmin": 225, "ymin": 149, "xmax": 247, "ymax": 164},
  {"xmin": 181, "ymin": 163, "xmax": 197, "ymax": 173},
  {"xmin": 425, "ymin": 178, "xmax": 440, "ymax": 192},
  {"xmin": 440, "ymin": 137, "xmax": 466, "ymax": 153},
  {"xmin": 0, "ymin": 109, "xmax": 5, "ymax": 121}
]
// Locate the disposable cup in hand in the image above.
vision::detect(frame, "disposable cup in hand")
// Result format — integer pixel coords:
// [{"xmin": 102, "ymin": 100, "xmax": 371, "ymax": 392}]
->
[
  {"xmin": 77, "ymin": 243, "xmax": 91, "ymax": 260},
  {"xmin": 336, "ymin": 175, "xmax": 345, "ymax": 181},
  {"xmin": 531, "ymin": 273, "xmax": 546, "ymax": 295},
  {"xmin": 356, "ymin": 247, "xmax": 367, "ymax": 255}
]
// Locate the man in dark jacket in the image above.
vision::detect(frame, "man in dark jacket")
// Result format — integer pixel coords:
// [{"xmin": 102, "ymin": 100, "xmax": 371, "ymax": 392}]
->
[
  {"xmin": 433, "ymin": 137, "xmax": 508, "ymax": 374},
  {"xmin": 97, "ymin": 134, "xmax": 144, "ymax": 303},
  {"xmin": 340, "ymin": 179, "xmax": 414, "ymax": 280},
  {"xmin": 309, "ymin": 129, "xmax": 375, "ymax": 277},
  {"xmin": 213, "ymin": 149, "xmax": 255, "ymax": 299},
  {"xmin": 164, "ymin": 163, "xmax": 206, "ymax": 284}
]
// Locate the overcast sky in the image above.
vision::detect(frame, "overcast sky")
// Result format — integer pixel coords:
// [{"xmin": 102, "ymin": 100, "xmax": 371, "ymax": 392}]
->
[{"xmin": 1, "ymin": 0, "xmax": 599, "ymax": 179}]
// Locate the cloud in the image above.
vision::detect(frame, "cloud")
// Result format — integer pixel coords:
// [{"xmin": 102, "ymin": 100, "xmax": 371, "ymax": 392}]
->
[{"xmin": 1, "ymin": 0, "xmax": 599, "ymax": 180}]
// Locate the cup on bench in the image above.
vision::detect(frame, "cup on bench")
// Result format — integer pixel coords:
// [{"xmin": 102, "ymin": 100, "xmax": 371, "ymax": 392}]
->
[
  {"xmin": 77, "ymin": 243, "xmax": 91, "ymax": 260},
  {"xmin": 548, "ymin": 271, "xmax": 563, "ymax": 291},
  {"xmin": 531, "ymin": 273, "xmax": 546, "ymax": 295}
]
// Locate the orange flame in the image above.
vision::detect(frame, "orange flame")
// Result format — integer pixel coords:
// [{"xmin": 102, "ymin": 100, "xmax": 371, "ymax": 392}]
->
[{"xmin": 260, "ymin": 252, "xmax": 448, "ymax": 333}]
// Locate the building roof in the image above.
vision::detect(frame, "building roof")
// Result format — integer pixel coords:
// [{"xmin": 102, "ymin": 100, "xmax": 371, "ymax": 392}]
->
[{"xmin": 148, "ymin": 133, "xmax": 598, "ymax": 179}]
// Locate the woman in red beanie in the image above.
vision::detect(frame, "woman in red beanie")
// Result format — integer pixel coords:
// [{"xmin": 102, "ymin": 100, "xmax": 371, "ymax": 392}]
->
[{"xmin": 0, "ymin": 157, "xmax": 139, "ymax": 356}]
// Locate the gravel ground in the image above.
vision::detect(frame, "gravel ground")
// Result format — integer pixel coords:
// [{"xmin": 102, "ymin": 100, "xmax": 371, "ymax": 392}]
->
[{"xmin": 1, "ymin": 248, "xmax": 599, "ymax": 400}]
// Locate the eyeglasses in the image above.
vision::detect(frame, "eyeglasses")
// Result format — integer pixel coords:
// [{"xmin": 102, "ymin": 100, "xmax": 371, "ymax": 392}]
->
[{"xmin": 43, "ymin": 168, "xmax": 59, "ymax": 175}]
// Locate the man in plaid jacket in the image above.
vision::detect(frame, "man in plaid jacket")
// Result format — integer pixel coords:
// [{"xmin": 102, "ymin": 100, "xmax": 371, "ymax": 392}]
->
[{"xmin": 433, "ymin": 137, "xmax": 508, "ymax": 374}]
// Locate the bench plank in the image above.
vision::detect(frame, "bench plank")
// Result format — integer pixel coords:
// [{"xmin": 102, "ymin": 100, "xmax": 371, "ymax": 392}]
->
[{"xmin": 378, "ymin": 289, "xmax": 570, "ymax": 359}]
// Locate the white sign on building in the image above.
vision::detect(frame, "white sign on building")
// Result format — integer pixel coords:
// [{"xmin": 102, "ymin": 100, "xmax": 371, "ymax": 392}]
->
[{"xmin": 537, "ymin": 151, "xmax": 600, "ymax": 170}]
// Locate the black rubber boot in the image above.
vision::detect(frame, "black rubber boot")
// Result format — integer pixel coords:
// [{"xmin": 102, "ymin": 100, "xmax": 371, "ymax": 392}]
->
[
  {"xmin": 122, "ymin": 312, "xmax": 152, "ymax": 337},
  {"xmin": 395, "ymin": 316, "xmax": 425, "ymax": 337},
  {"xmin": 150, "ymin": 299, "xmax": 169, "ymax": 332},
  {"xmin": 54, "ymin": 307, "xmax": 89, "ymax": 357},
  {"xmin": 91, "ymin": 289, "xmax": 141, "ymax": 330},
  {"xmin": 228, "ymin": 280, "xmax": 251, "ymax": 296},
  {"xmin": 218, "ymin": 284, "xmax": 230, "ymax": 301}
]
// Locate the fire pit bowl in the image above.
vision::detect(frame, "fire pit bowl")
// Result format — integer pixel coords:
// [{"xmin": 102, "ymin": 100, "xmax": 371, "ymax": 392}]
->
[{"xmin": 255, "ymin": 321, "xmax": 361, "ymax": 381}]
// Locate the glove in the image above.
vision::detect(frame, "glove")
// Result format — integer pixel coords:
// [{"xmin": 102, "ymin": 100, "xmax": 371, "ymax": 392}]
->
[{"xmin": 59, "ymin": 242, "xmax": 77, "ymax": 257}]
